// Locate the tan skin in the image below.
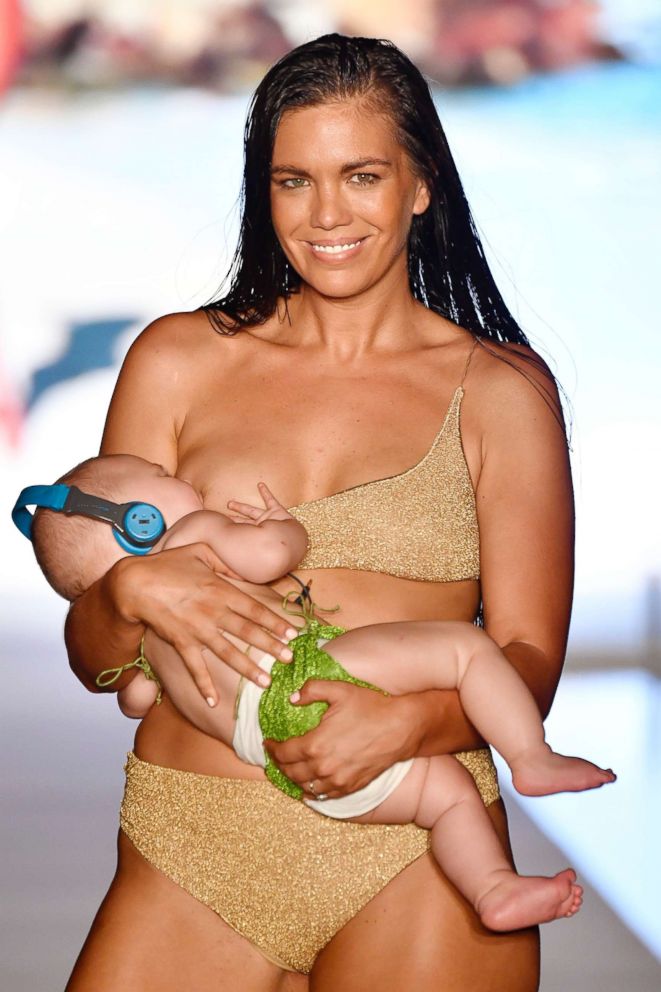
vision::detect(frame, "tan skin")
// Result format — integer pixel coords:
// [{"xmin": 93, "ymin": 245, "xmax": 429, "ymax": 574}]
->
[{"xmin": 64, "ymin": 100, "xmax": 573, "ymax": 991}]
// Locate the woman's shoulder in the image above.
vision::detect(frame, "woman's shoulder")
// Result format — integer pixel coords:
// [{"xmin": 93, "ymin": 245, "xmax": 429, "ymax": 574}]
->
[
  {"xmin": 454, "ymin": 337, "xmax": 569, "ymax": 457},
  {"xmin": 131, "ymin": 307, "xmax": 278, "ymax": 353},
  {"xmin": 121, "ymin": 308, "xmax": 254, "ymax": 379},
  {"xmin": 469, "ymin": 337, "xmax": 563, "ymax": 423},
  {"xmin": 129, "ymin": 308, "xmax": 230, "ymax": 353}
]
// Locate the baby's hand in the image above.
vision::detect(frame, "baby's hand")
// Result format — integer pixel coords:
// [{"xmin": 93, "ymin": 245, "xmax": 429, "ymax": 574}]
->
[
  {"xmin": 117, "ymin": 672, "xmax": 160, "ymax": 720},
  {"xmin": 227, "ymin": 482, "xmax": 293, "ymax": 525}
]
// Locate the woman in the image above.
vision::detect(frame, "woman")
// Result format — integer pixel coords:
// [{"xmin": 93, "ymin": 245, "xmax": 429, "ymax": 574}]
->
[{"xmin": 64, "ymin": 35, "xmax": 573, "ymax": 992}]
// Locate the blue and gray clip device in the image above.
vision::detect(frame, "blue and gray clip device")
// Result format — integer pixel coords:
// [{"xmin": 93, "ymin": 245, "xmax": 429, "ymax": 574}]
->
[{"xmin": 12, "ymin": 484, "xmax": 166, "ymax": 555}]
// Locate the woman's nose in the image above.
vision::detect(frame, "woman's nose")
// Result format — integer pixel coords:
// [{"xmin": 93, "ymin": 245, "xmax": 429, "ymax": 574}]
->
[{"xmin": 310, "ymin": 184, "xmax": 352, "ymax": 231}]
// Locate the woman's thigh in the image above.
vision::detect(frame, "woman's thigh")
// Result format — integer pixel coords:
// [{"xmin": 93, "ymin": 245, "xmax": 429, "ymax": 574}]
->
[
  {"xmin": 66, "ymin": 831, "xmax": 307, "ymax": 992},
  {"xmin": 310, "ymin": 801, "xmax": 540, "ymax": 992}
]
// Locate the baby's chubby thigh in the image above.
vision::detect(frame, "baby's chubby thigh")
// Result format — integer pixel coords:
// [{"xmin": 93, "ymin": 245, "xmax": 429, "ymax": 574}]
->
[
  {"xmin": 323, "ymin": 621, "xmax": 434, "ymax": 695},
  {"xmin": 322, "ymin": 624, "xmax": 404, "ymax": 693},
  {"xmin": 355, "ymin": 754, "xmax": 463, "ymax": 829},
  {"xmin": 325, "ymin": 619, "xmax": 480, "ymax": 695}
]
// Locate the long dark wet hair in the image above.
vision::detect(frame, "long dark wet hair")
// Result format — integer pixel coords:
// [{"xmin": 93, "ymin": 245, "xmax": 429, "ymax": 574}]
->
[{"xmin": 200, "ymin": 33, "xmax": 564, "ymax": 420}]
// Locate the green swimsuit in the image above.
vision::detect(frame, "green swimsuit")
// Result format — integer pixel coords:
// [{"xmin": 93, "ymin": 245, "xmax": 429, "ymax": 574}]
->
[{"xmin": 259, "ymin": 618, "xmax": 383, "ymax": 800}]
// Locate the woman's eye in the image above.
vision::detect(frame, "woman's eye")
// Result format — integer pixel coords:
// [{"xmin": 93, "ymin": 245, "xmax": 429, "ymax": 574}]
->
[
  {"xmin": 350, "ymin": 173, "xmax": 378, "ymax": 186},
  {"xmin": 281, "ymin": 177, "xmax": 309, "ymax": 189},
  {"xmin": 278, "ymin": 174, "xmax": 378, "ymax": 188}
]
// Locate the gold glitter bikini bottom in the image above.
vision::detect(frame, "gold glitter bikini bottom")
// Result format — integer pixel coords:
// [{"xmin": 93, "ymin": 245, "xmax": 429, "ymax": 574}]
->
[{"xmin": 120, "ymin": 749, "xmax": 500, "ymax": 974}]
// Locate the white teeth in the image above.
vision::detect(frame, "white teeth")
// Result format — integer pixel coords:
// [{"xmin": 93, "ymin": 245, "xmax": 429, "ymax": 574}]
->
[{"xmin": 311, "ymin": 241, "xmax": 361, "ymax": 254}]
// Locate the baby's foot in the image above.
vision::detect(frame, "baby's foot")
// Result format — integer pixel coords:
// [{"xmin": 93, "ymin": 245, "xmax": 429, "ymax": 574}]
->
[
  {"xmin": 511, "ymin": 744, "xmax": 616, "ymax": 797},
  {"xmin": 478, "ymin": 868, "xmax": 583, "ymax": 932}
]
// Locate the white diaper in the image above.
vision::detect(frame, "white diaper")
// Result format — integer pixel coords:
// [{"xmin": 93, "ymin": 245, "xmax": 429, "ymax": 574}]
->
[
  {"xmin": 232, "ymin": 646, "xmax": 415, "ymax": 820},
  {"xmin": 304, "ymin": 758, "xmax": 414, "ymax": 819},
  {"xmin": 232, "ymin": 653, "xmax": 274, "ymax": 768}
]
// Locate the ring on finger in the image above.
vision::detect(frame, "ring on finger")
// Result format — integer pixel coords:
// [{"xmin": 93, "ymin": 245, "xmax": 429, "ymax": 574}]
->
[
  {"xmin": 308, "ymin": 780, "xmax": 317, "ymax": 796},
  {"xmin": 315, "ymin": 792, "xmax": 329, "ymax": 802}
]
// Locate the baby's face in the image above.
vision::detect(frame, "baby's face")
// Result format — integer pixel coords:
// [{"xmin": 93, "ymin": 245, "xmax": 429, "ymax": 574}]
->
[{"xmin": 108, "ymin": 455, "xmax": 203, "ymax": 528}]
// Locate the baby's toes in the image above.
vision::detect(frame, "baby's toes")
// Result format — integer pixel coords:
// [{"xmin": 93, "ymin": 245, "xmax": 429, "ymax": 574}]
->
[{"xmin": 564, "ymin": 885, "xmax": 583, "ymax": 917}]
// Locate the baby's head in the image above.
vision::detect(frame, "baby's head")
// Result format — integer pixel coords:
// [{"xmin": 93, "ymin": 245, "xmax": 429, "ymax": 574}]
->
[{"xmin": 32, "ymin": 453, "xmax": 202, "ymax": 600}]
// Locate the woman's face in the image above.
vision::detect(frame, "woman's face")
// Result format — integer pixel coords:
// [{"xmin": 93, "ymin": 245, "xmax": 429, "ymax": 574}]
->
[{"xmin": 270, "ymin": 99, "xmax": 429, "ymax": 300}]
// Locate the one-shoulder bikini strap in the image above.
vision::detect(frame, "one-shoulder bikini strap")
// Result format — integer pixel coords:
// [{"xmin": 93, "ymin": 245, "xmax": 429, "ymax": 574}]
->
[{"xmin": 460, "ymin": 335, "xmax": 481, "ymax": 387}]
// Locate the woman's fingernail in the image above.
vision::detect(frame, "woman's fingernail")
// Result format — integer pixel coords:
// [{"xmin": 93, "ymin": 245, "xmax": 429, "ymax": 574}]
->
[
  {"xmin": 258, "ymin": 673, "xmax": 271, "ymax": 687},
  {"xmin": 290, "ymin": 691, "xmax": 300, "ymax": 703},
  {"xmin": 280, "ymin": 647, "xmax": 293, "ymax": 661},
  {"xmin": 206, "ymin": 697, "xmax": 216, "ymax": 708},
  {"xmin": 286, "ymin": 628, "xmax": 298, "ymax": 640}
]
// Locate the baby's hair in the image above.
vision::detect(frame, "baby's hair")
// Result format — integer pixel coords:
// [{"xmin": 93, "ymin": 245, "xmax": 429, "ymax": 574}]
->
[{"xmin": 32, "ymin": 455, "xmax": 122, "ymax": 601}]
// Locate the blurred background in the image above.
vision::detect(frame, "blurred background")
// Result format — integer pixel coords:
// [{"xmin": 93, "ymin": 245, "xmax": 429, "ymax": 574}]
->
[{"xmin": 1, "ymin": 1, "xmax": 659, "ymax": 989}]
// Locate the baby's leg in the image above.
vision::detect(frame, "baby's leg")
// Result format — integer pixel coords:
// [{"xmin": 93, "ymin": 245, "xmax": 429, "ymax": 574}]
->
[
  {"xmin": 359, "ymin": 755, "xmax": 583, "ymax": 931},
  {"xmin": 328, "ymin": 621, "xmax": 614, "ymax": 795}
]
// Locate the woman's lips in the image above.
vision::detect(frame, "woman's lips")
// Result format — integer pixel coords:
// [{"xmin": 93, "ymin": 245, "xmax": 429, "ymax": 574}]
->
[{"xmin": 305, "ymin": 237, "xmax": 368, "ymax": 263}]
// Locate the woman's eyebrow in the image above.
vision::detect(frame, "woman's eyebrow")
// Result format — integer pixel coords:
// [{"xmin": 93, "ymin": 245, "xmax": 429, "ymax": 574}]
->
[
  {"xmin": 270, "ymin": 157, "xmax": 392, "ymax": 177},
  {"xmin": 341, "ymin": 157, "xmax": 392, "ymax": 172}
]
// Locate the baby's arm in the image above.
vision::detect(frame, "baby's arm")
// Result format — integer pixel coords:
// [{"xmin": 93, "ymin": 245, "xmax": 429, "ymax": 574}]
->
[{"xmin": 159, "ymin": 484, "xmax": 308, "ymax": 583}]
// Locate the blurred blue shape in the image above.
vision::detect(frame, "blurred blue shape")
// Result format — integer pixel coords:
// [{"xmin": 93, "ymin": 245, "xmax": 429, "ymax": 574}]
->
[{"xmin": 26, "ymin": 317, "xmax": 137, "ymax": 411}]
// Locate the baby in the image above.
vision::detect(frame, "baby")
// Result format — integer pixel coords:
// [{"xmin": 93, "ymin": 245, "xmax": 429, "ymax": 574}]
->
[{"xmin": 16, "ymin": 453, "xmax": 616, "ymax": 932}]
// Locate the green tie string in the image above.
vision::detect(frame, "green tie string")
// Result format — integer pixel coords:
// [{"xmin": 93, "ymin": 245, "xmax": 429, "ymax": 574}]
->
[{"xmin": 95, "ymin": 635, "xmax": 163, "ymax": 704}]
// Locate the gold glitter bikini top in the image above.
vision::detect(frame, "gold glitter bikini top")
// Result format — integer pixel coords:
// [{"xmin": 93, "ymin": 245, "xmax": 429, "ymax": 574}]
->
[{"xmin": 288, "ymin": 341, "xmax": 480, "ymax": 583}]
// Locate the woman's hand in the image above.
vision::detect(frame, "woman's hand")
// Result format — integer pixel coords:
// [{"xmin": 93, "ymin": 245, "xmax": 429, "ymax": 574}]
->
[
  {"xmin": 264, "ymin": 681, "xmax": 424, "ymax": 799},
  {"xmin": 114, "ymin": 542, "xmax": 298, "ymax": 705}
]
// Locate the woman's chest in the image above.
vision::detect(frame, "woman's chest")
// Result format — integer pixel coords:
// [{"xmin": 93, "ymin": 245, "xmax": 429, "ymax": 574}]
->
[{"xmin": 175, "ymin": 362, "xmax": 466, "ymax": 511}]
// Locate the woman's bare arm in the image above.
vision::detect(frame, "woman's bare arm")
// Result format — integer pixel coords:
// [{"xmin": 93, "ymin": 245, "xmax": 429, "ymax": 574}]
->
[
  {"xmin": 65, "ymin": 556, "xmax": 144, "ymax": 694},
  {"xmin": 473, "ymin": 345, "xmax": 574, "ymax": 717},
  {"xmin": 65, "ymin": 314, "xmax": 298, "ymax": 703},
  {"xmin": 407, "ymin": 345, "xmax": 574, "ymax": 755},
  {"xmin": 267, "ymin": 346, "xmax": 574, "ymax": 793}
]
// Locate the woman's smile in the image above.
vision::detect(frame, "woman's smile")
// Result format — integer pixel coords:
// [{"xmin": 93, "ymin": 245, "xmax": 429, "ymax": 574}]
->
[{"xmin": 305, "ymin": 235, "xmax": 370, "ymax": 263}]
